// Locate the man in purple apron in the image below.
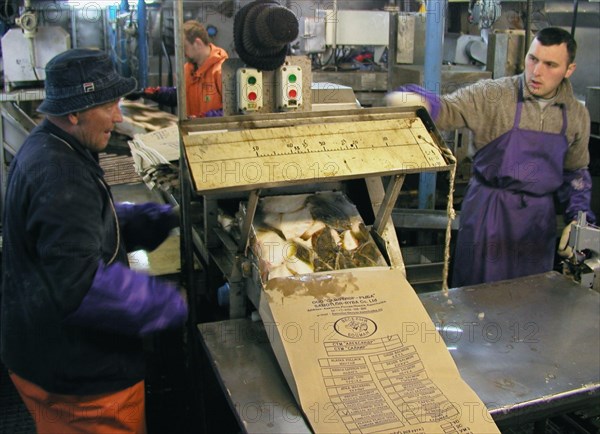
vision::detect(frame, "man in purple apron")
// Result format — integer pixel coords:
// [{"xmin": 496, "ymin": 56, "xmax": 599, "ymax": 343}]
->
[{"xmin": 387, "ymin": 27, "xmax": 595, "ymax": 287}]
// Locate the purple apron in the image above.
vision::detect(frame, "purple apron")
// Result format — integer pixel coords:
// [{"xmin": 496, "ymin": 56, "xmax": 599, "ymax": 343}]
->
[{"xmin": 452, "ymin": 81, "xmax": 569, "ymax": 287}]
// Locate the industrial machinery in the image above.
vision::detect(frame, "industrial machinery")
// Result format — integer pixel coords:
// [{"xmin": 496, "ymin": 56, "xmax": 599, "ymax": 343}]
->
[
  {"xmin": 180, "ymin": 89, "xmax": 599, "ymax": 433},
  {"xmin": 0, "ymin": 1, "xmax": 598, "ymax": 430},
  {"xmin": 177, "ymin": 95, "xmax": 476, "ymax": 432},
  {"xmin": 179, "ymin": 102, "xmax": 455, "ymax": 319},
  {"xmin": 1, "ymin": 1, "xmax": 70, "ymax": 91},
  {"xmin": 564, "ymin": 211, "xmax": 600, "ymax": 291},
  {"xmin": 0, "ymin": 0, "xmax": 155, "ymax": 214},
  {"xmin": 468, "ymin": 0, "xmax": 502, "ymax": 29}
]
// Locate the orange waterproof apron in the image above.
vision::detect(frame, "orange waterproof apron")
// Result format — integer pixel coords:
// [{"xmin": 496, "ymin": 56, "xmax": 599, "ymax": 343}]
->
[{"xmin": 10, "ymin": 371, "xmax": 146, "ymax": 434}]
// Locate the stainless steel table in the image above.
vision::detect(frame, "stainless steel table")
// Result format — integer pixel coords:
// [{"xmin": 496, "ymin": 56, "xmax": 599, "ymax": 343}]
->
[{"xmin": 198, "ymin": 272, "xmax": 600, "ymax": 433}]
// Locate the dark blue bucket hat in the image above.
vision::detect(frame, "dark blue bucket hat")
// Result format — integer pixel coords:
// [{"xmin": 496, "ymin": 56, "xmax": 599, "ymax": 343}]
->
[{"xmin": 38, "ymin": 48, "xmax": 137, "ymax": 116}]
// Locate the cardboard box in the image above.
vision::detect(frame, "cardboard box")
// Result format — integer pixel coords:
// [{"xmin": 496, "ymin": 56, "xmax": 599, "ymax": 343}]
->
[{"xmin": 259, "ymin": 267, "xmax": 500, "ymax": 434}]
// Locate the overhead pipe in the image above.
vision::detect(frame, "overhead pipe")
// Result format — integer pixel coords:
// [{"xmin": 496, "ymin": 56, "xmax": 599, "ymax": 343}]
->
[
  {"xmin": 119, "ymin": 0, "xmax": 131, "ymax": 77},
  {"xmin": 137, "ymin": 0, "xmax": 148, "ymax": 88},
  {"xmin": 173, "ymin": 3, "xmax": 206, "ymax": 424},
  {"xmin": 571, "ymin": 0, "xmax": 579, "ymax": 37},
  {"xmin": 524, "ymin": 0, "xmax": 533, "ymax": 57},
  {"xmin": 419, "ymin": 0, "xmax": 446, "ymax": 210},
  {"xmin": 158, "ymin": 7, "xmax": 163, "ymax": 86},
  {"xmin": 158, "ymin": 6, "xmax": 174, "ymax": 113},
  {"xmin": 332, "ymin": 0, "xmax": 338, "ymax": 69},
  {"xmin": 174, "ymin": 0, "xmax": 186, "ymax": 120},
  {"xmin": 15, "ymin": 0, "xmax": 41, "ymax": 79},
  {"xmin": 423, "ymin": 0, "xmax": 444, "ymax": 95}
]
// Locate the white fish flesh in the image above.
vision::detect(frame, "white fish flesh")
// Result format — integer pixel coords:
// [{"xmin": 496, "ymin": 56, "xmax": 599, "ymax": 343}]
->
[
  {"xmin": 252, "ymin": 192, "xmax": 386, "ymax": 281},
  {"xmin": 261, "ymin": 194, "xmax": 309, "ymax": 214},
  {"xmin": 253, "ymin": 230, "xmax": 289, "ymax": 268},
  {"xmin": 341, "ymin": 230, "xmax": 359, "ymax": 251},
  {"xmin": 279, "ymin": 205, "xmax": 314, "ymax": 240}
]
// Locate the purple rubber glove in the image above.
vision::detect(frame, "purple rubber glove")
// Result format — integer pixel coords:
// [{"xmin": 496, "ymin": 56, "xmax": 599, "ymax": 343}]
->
[
  {"xmin": 64, "ymin": 261, "xmax": 188, "ymax": 336},
  {"xmin": 203, "ymin": 109, "xmax": 223, "ymax": 118},
  {"xmin": 398, "ymin": 84, "xmax": 442, "ymax": 120},
  {"xmin": 557, "ymin": 168, "xmax": 596, "ymax": 224},
  {"xmin": 115, "ymin": 202, "xmax": 179, "ymax": 252},
  {"xmin": 142, "ymin": 86, "xmax": 178, "ymax": 107}
]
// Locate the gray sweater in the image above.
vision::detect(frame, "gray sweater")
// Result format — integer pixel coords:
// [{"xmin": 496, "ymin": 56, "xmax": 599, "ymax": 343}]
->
[{"xmin": 436, "ymin": 74, "xmax": 591, "ymax": 171}]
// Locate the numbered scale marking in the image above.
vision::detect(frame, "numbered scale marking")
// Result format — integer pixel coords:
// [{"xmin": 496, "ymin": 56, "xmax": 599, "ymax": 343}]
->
[{"xmin": 183, "ymin": 117, "xmax": 449, "ymax": 193}]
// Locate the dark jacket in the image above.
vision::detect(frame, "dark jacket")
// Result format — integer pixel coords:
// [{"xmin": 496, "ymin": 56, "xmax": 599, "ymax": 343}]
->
[{"xmin": 1, "ymin": 119, "xmax": 185, "ymax": 395}]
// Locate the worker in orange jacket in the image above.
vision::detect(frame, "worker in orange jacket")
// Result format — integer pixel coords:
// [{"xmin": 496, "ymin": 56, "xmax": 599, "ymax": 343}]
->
[{"xmin": 131, "ymin": 20, "xmax": 228, "ymax": 118}]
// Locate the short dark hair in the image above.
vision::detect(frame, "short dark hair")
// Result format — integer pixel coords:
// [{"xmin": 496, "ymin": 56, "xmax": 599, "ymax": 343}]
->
[
  {"xmin": 535, "ymin": 27, "xmax": 577, "ymax": 64},
  {"xmin": 184, "ymin": 20, "xmax": 209, "ymax": 45}
]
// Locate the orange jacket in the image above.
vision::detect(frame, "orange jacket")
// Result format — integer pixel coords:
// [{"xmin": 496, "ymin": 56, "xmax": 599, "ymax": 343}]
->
[{"xmin": 185, "ymin": 43, "xmax": 228, "ymax": 117}]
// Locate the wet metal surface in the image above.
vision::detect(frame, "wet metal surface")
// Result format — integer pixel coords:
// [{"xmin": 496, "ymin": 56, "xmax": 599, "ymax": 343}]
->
[
  {"xmin": 198, "ymin": 320, "xmax": 311, "ymax": 434},
  {"xmin": 420, "ymin": 271, "xmax": 600, "ymax": 422},
  {"xmin": 199, "ymin": 271, "xmax": 600, "ymax": 432}
]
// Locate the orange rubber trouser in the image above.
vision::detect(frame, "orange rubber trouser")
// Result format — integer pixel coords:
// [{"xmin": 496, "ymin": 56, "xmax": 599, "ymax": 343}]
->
[{"xmin": 9, "ymin": 371, "xmax": 146, "ymax": 434}]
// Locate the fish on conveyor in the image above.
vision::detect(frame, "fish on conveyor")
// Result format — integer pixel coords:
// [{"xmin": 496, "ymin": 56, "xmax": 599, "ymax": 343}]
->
[
  {"xmin": 250, "ymin": 191, "xmax": 387, "ymax": 281},
  {"xmin": 278, "ymin": 205, "xmax": 315, "ymax": 240},
  {"xmin": 261, "ymin": 194, "xmax": 309, "ymax": 214},
  {"xmin": 306, "ymin": 191, "xmax": 362, "ymax": 231},
  {"xmin": 311, "ymin": 227, "xmax": 340, "ymax": 272},
  {"xmin": 353, "ymin": 240, "xmax": 383, "ymax": 267},
  {"xmin": 253, "ymin": 230, "xmax": 289, "ymax": 269}
]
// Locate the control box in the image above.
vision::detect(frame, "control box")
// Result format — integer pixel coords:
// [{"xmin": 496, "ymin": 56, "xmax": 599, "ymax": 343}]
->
[
  {"xmin": 236, "ymin": 68, "xmax": 263, "ymax": 112},
  {"xmin": 276, "ymin": 65, "xmax": 302, "ymax": 110}
]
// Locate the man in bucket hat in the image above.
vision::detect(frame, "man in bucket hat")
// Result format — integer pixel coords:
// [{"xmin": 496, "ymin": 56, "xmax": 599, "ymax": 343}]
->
[{"xmin": 1, "ymin": 48, "xmax": 187, "ymax": 433}]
